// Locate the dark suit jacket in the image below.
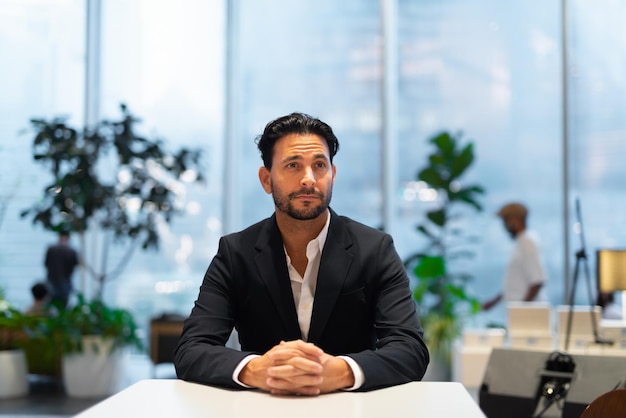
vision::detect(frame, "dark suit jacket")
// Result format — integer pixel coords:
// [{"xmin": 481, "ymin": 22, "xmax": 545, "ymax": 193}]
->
[{"xmin": 174, "ymin": 209, "xmax": 429, "ymax": 391}]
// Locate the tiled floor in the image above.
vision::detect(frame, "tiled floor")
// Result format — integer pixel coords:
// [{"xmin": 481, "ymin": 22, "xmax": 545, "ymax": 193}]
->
[{"xmin": 0, "ymin": 354, "xmax": 175, "ymax": 417}]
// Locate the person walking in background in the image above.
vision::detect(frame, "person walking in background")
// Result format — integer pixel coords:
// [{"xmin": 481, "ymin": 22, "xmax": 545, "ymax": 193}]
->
[
  {"xmin": 175, "ymin": 112, "xmax": 429, "ymax": 395},
  {"xmin": 25, "ymin": 281, "xmax": 51, "ymax": 315},
  {"xmin": 44, "ymin": 231, "xmax": 79, "ymax": 309},
  {"xmin": 482, "ymin": 202, "xmax": 548, "ymax": 311}
]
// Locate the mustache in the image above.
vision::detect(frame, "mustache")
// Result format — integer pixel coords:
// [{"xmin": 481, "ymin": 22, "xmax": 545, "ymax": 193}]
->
[{"xmin": 289, "ymin": 188, "xmax": 324, "ymax": 199}]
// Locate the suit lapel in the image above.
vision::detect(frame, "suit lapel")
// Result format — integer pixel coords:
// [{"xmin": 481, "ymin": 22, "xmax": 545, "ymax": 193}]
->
[
  {"xmin": 254, "ymin": 216, "xmax": 301, "ymax": 338},
  {"xmin": 308, "ymin": 211, "xmax": 354, "ymax": 343}
]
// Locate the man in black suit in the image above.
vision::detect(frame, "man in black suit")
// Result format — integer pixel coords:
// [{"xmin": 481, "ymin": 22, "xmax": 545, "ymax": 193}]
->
[{"xmin": 174, "ymin": 112, "xmax": 429, "ymax": 395}]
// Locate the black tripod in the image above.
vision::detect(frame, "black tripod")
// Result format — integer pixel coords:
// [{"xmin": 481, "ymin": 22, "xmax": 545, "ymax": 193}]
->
[{"xmin": 564, "ymin": 199, "xmax": 613, "ymax": 351}]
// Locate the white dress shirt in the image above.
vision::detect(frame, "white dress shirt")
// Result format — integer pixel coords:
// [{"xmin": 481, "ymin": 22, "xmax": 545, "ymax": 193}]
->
[
  {"xmin": 286, "ymin": 214, "xmax": 328, "ymax": 341},
  {"xmin": 233, "ymin": 210, "xmax": 364, "ymax": 390}
]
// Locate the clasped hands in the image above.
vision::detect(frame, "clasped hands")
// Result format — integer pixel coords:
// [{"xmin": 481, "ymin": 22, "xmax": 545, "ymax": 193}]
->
[{"xmin": 238, "ymin": 339, "xmax": 355, "ymax": 396}]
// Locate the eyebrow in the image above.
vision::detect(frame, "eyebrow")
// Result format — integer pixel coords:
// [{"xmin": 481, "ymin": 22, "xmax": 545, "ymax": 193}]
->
[{"xmin": 281, "ymin": 153, "xmax": 329, "ymax": 164}]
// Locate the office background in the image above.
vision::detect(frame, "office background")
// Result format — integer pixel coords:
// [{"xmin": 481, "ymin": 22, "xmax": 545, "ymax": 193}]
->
[{"xmin": 0, "ymin": 0, "xmax": 625, "ymax": 337}]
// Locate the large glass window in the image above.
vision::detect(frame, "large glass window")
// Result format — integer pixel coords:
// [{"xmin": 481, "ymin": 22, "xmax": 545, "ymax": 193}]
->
[
  {"xmin": 396, "ymin": 0, "xmax": 563, "ymax": 325},
  {"xmin": 0, "ymin": 0, "xmax": 85, "ymax": 305},
  {"xmin": 97, "ymin": 0, "xmax": 225, "ymax": 325},
  {"xmin": 1, "ymin": 0, "xmax": 625, "ymax": 340},
  {"xmin": 235, "ymin": 0, "xmax": 383, "ymax": 229},
  {"xmin": 567, "ymin": 0, "xmax": 626, "ymax": 305}
]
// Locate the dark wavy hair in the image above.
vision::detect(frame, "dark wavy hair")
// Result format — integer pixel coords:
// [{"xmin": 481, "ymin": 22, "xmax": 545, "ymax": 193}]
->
[{"xmin": 255, "ymin": 112, "xmax": 340, "ymax": 169}]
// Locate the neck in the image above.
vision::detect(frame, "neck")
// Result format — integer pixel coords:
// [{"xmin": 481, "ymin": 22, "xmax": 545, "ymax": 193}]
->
[{"xmin": 275, "ymin": 209, "xmax": 328, "ymax": 251}]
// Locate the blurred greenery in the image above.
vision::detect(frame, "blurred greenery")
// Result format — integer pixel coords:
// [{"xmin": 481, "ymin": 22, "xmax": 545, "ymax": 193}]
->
[
  {"xmin": 405, "ymin": 131, "xmax": 485, "ymax": 368},
  {"xmin": 50, "ymin": 294, "xmax": 144, "ymax": 355},
  {"xmin": 20, "ymin": 103, "xmax": 205, "ymax": 298},
  {"xmin": 1, "ymin": 288, "xmax": 143, "ymax": 377},
  {"xmin": 0, "ymin": 287, "xmax": 25, "ymax": 350}
]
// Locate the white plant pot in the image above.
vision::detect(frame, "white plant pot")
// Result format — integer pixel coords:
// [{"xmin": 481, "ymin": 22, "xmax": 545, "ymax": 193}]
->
[
  {"xmin": 0, "ymin": 349, "xmax": 29, "ymax": 398},
  {"xmin": 62, "ymin": 336, "xmax": 122, "ymax": 398}
]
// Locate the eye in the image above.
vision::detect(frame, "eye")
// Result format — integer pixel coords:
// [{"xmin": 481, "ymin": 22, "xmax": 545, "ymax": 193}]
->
[
  {"xmin": 315, "ymin": 161, "xmax": 327, "ymax": 169},
  {"xmin": 286, "ymin": 162, "xmax": 299, "ymax": 169}
]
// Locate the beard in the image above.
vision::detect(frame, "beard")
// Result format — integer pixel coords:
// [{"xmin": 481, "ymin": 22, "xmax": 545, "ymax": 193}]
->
[
  {"xmin": 504, "ymin": 223, "xmax": 518, "ymax": 239},
  {"xmin": 271, "ymin": 184, "xmax": 332, "ymax": 220}
]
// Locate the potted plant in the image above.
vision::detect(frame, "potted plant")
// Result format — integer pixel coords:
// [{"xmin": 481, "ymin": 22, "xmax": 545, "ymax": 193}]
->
[
  {"xmin": 51, "ymin": 294, "xmax": 144, "ymax": 397},
  {"xmin": 12, "ymin": 314, "xmax": 63, "ymax": 379},
  {"xmin": 55, "ymin": 294, "xmax": 143, "ymax": 354},
  {"xmin": 18, "ymin": 103, "xmax": 203, "ymax": 395},
  {"xmin": 18, "ymin": 103, "xmax": 205, "ymax": 395},
  {"xmin": 404, "ymin": 131, "xmax": 485, "ymax": 379},
  {"xmin": 0, "ymin": 288, "xmax": 29, "ymax": 398}
]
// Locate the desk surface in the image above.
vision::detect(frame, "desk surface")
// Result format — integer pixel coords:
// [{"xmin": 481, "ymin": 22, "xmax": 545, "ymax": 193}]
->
[{"xmin": 76, "ymin": 379, "xmax": 486, "ymax": 418}]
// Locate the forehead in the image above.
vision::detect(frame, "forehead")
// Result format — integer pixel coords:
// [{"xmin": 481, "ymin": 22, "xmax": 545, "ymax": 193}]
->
[{"xmin": 274, "ymin": 133, "xmax": 330, "ymax": 160}]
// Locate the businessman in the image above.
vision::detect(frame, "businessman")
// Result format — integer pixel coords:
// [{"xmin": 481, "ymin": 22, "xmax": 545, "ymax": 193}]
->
[{"xmin": 175, "ymin": 112, "xmax": 429, "ymax": 395}]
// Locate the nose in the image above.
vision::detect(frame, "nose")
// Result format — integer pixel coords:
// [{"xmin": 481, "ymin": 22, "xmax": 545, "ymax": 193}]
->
[{"xmin": 300, "ymin": 167, "xmax": 315, "ymax": 187}]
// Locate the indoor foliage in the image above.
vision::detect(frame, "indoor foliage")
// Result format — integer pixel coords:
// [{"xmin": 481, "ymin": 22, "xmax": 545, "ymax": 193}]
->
[
  {"xmin": 405, "ymin": 131, "xmax": 485, "ymax": 369},
  {"xmin": 20, "ymin": 104, "xmax": 205, "ymax": 298}
]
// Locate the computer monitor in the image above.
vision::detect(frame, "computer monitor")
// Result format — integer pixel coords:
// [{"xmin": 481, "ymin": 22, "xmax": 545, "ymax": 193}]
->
[
  {"xmin": 507, "ymin": 302, "xmax": 553, "ymax": 350},
  {"xmin": 556, "ymin": 305, "xmax": 602, "ymax": 350},
  {"xmin": 507, "ymin": 302, "xmax": 552, "ymax": 335}
]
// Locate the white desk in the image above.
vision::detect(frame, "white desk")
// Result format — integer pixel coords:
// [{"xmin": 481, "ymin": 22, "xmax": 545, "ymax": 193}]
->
[{"xmin": 75, "ymin": 379, "xmax": 486, "ymax": 418}]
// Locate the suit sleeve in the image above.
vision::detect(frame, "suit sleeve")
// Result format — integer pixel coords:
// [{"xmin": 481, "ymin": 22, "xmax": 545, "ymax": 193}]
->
[
  {"xmin": 348, "ymin": 233, "xmax": 430, "ymax": 391},
  {"xmin": 174, "ymin": 237, "xmax": 252, "ymax": 389}
]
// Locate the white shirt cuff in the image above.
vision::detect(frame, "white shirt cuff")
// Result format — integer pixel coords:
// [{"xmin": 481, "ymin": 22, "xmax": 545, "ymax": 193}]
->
[
  {"xmin": 232, "ymin": 354, "xmax": 260, "ymax": 388},
  {"xmin": 338, "ymin": 355, "xmax": 365, "ymax": 390}
]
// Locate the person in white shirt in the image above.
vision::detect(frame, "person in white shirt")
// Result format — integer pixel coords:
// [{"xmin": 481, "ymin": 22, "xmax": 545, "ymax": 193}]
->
[{"xmin": 482, "ymin": 202, "xmax": 548, "ymax": 311}]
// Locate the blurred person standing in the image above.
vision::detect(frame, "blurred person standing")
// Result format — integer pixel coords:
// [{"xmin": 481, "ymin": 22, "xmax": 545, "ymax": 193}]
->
[
  {"xmin": 44, "ymin": 231, "xmax": 79, "ymax": 309},
  {"xmin": 482, "ymin": 202, "xmax": 548, "ymax": 311}
]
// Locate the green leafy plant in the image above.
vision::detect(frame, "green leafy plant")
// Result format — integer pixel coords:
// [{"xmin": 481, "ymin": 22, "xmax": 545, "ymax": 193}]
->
[
  {"xmin": 0, "ymin": 288, "xmax": 58, "ymax": 375},
  {"xmin": 20, "ymin": 103, "xmax": 205, "ymax": 298},
  {"xmin": 405, "ymin": 131, "xmax": 485, "ymax": 365},
  {"xmin": 50, "ymin": 294, "xmax": 143, "ymax": 355},
  {"xmin": 1, "ymin": 292, "xmax": 141, "ymax": 374},
  {"xmin": 0, "ymin": 288, "xmax": 25, "ymax": 351}
]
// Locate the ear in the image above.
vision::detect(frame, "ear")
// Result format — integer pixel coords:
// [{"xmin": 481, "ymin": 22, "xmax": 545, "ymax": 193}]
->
[
  {"xmin": 258, "ymin": 166, "xmax": 272, "ymax": 194},
  {"xmin": 332, "ymin": 164, "xmax": 336, "ymax": 183}
]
